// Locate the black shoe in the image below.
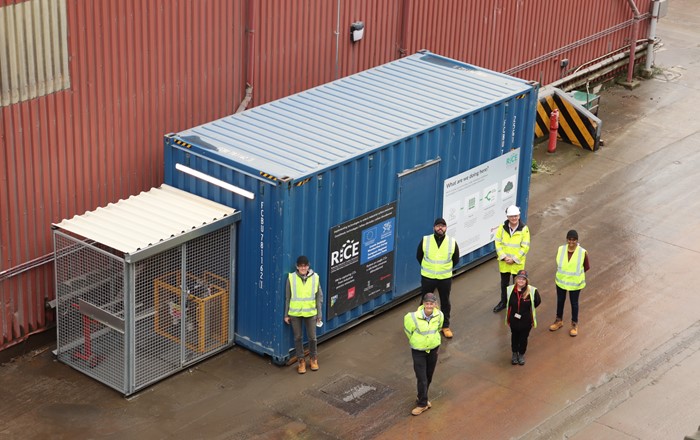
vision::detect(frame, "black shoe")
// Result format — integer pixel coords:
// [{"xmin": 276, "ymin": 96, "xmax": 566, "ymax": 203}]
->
[
  {"xmin": 518, "ymin": 353, "xmax": 525, "ymax": 365},
  {"xmin": 492, "ymin": 302, "xmax": 506, "ymax": 313},
  {"xmin": 511, "ymin": 352, "xmax": 518, "ymax": 365}
]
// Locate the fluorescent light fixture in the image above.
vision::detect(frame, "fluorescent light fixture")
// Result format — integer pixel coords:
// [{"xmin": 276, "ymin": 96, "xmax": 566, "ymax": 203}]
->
[{"xmin": 175, "ymin": 163, "xmax": 255, "ymax": 200}]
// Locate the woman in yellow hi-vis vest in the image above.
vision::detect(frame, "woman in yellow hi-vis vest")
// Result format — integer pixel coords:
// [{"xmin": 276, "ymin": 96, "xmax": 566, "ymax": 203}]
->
[
  {"xmin": 549, "ymin": 230, "xmax": 590, "ymax": 337},
  {"xmin": 284, "ymin": 255, "xmax": 323, "ymax": 374},
  {"xmin": 505, "ymin": 270, "xmax": 540, "ymax": 366}
]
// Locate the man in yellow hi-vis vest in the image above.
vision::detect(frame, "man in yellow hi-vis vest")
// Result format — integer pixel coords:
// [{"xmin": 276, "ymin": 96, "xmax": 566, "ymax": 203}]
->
[
  {"xmin": 404, "ymin": 292, "xmax": 444, "ymax": 416},
  {"xmin": 549, "ymin": 230, "xmax": 590, "ymax": 337},
  {"xmin": 493, "ymin": 205, "xmax": 531, "ymax": 313},
  {"xmin": 417, "ymin": 218, "xmax": 460, "ymax": 338},
  {"xmin": 284, "ymin": 255, "xmax": 323, "ymax": 374}
]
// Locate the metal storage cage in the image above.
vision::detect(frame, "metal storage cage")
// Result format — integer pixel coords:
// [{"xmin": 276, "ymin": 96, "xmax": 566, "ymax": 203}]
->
[
  {"xmin": 164, "ymin": 50, "xmax": 539, "ymax": 364},
  {"xmin": 52, "ymin": 185, "xmax": 240, "ymax": 395}
]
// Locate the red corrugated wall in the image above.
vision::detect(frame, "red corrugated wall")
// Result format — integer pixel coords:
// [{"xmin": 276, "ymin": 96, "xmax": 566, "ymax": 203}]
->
[
  {"xmin": 400, "ymin": 0, "xmax": 652, "ymax": 84},
  {"xmin": 0, "ymin": 0, "xmax": 656, "ymax": 350},
  {"xmin": 0, "ymin": 0, "xmax": 246, "ymax": 349},
  {"xmin": 249, "ymin": 0, "xmax": 402, "ymax": 107}
]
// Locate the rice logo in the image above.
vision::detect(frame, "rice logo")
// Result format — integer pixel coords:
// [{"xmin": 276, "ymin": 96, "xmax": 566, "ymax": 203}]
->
[{"xmin": 331, "ymin": 239, "xmax": 359, "ymax": 266}]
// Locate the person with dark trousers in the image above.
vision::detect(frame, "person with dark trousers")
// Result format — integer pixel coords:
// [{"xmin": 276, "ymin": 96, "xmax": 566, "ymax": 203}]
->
[
  {"xmin": 493, "ymin": 205, "xmax": 531, "ymax": 313},
  {"xmin": 284, "ymin": 255, "xmax": 323, "ymax": 374},
  {"xmin": 549, "ymin": 229, "xmax": 590, "ymax": 337},
  {"xmin": 404, "ymin": 292, "xmax": 444, "ymax": 416},
  {"xmin": 417, "ymin": 218, "xmax": 460, "ymax": 338},
  {"xmin": 505, "ymin": 270, "xmax": 541, "ymax": 366}
]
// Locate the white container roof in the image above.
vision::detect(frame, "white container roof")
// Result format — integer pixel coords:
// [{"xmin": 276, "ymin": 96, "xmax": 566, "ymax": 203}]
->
[
  {"xmin": 175, "ymin": 51, "xmax": 533, "ymax": 180},
  {"xmin": 53, "ymin": 185, "xmax": 238, "ymax": 261}
]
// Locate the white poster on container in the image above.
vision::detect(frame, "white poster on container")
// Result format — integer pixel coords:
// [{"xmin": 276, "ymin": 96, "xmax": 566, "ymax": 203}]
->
[{"xmin": 442, "ymin": 149, "xmax": 521, "ymax": 255}]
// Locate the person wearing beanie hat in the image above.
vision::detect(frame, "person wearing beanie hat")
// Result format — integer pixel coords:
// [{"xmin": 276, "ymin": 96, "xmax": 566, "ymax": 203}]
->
[
  {"xmin": 284, "ymin": 255, "xmax": 323, "ymax": 373},
  {"xmin": 404, "ymin": 291, "xmax": 444, "ymax": 415},
  {"xmin": 549, "ymin": 230, "xmax": 590, "ymax": 337},
  {"xmin": 505, "ymin": 269, "xmax": 541, "ymax": 365},
  {"xmin": 493, "ymin": 205, "xmax": 531, "ymax": 314},
  {"xmin": 416, "ymin": 217, "xmax": 460, "ymax": 338}
]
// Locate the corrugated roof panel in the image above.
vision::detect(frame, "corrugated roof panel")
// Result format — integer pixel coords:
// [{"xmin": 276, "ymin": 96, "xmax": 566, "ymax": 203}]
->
[
  {"xmin": 53, "ymin": 185, "xmax": 236, "ymax": 255},
  {"xmin": 177, "ymin": 51, "xmax": 530, "ymax": 180}
]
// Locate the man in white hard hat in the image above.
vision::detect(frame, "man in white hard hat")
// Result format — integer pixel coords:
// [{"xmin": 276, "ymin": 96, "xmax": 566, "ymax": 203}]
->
[{"xmin": 493, "ymin": 205, "xmax": 531, "ymax": 313}]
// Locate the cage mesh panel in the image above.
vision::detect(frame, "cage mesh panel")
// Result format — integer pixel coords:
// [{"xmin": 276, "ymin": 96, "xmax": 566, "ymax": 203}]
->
[
  {"xmin": 55, "ymin": 224, "xmax": 232, "ymax": 394},
  {"xmin": 184, "ymin": 227, "xmax": 231, "ymax": 363},
  {"xmin": 55, "ymin": 233, "xmax": 125, "ymax": 392},
  {"xmin": 134, "ymin": 246, "xmax": 182, "ymax": 389},
  {"xmin": 137, "ymin": 227, "xmax": 231, "ymax": 387}
]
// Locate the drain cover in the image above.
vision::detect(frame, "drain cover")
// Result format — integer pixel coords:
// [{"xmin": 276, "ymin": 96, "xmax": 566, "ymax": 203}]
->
[{"xmin": 308, "ymin": 374, "xmax": 393, "ymax": 415}]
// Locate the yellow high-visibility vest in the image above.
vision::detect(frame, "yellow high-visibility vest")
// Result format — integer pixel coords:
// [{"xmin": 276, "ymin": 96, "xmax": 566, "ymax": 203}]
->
[
  {"xmin": 555, "ymin": 245, "xmax": 587, "ymax": 290},
  {"xmin": 420, "ymin": 235, "xmax": 456, "ymax": 280},
  {"xmin": 288, "ymin": 272, "xmax": 319, "ymax": 317},
  {"xmin": 404, "ymin": 305, "xmax": 444, "ymax": 351},
  {"xmin": 495, "ymin": 223, "xmax": 531, "ymax": 274},
  {"xmin": 505, "ymin": 285, "xmax": 538, "ymax": 328}
]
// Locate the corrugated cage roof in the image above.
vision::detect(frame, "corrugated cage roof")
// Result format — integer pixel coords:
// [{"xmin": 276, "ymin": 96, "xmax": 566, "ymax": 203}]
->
[
  {"xmin": 53, "ymin": 185, "xmax": 237, "ymax": 256},
  {"xmin": 175, "ymin": 51, "xmax": 532, "ymax": 180}
]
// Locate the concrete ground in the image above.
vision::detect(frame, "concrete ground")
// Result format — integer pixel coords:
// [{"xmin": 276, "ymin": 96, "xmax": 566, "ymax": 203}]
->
[{"xmin": 1, "ymin": 1, "xmax": 699, "ymax": 439}]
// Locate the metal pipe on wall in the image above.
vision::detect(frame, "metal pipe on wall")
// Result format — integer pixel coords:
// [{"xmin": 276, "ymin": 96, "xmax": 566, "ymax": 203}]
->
[
  {"xmin": 549, "ymin": 42, "xmax": 649, "ymax": 90},
  {"xmin": 626, "ymin": 0, "xmax": 643, "ymax": 83},
  {"xmin": 645, "ymin": 0, "xmax": 661, "ymax": 71},
  {"xmin": 242, "ymin": 0, "xmax": 256, "ymax": 111},
  {"xmin": 334, "ymin": 0, "xmax": 340, "ymax": 79},
  {"xmin": 397, "ymin": 0, "xmax": 409, "ymax": 57}
]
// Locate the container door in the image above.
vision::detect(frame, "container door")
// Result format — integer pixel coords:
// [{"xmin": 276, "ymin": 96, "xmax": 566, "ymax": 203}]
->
[{"xmin": 395, "ymin": 159, "xmax": 441, "ymax": 297}]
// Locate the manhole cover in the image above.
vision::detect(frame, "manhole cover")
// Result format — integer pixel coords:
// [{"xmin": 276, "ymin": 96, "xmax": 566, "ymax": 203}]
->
[{"xmin": 307, "ymin": 374, "xmax": 393, "ymax": 415}]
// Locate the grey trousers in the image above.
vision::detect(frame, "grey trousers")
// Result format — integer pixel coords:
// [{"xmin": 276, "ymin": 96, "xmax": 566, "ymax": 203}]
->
[{"xmin": 290, "ymin": 316, "xmax": 317, "ymax": 359}]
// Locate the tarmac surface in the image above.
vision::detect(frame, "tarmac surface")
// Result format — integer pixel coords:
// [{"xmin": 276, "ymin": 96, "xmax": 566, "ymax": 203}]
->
[{"xmin": 1, "ymin": 1, "xmax": 700, "ymax": 439}]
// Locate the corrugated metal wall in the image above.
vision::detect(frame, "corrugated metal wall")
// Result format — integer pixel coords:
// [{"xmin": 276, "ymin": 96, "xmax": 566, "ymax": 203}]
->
[
  {"xmin": 0, "ymin": 0, "xmax": 656, "ymax": 351},
  {"xmin": 0, "ymin": 0, "xmax": 246, "ymax": 350},
  {"xmin": 250, "ymin": 0, "xmax": 402, "ymax": 106},
  {"xmin": 401, "ymin": 0, "xmax": 652, "ymax": 84}
]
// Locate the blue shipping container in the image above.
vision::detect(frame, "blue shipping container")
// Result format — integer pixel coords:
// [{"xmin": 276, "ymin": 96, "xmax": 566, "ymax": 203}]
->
[{"xmin": 164, "ymin": 51, "xmax": 538, "ymax": 364}]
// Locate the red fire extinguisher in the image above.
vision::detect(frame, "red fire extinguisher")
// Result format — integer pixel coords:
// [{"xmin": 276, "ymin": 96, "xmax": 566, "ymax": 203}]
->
[{"xmin": 547, "ymin": 109, "xmax": 559, "ymax": 153}]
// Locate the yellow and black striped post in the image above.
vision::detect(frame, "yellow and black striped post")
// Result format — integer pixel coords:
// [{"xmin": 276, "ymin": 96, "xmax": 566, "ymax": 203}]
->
[{"xmin": 535, "ymin": 88, "xmax": 602, "ymax": 151}]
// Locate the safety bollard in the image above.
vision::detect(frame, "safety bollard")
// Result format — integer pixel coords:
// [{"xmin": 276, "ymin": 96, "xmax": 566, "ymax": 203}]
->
[{"xmin": 547, "ymin": 109, "xmax": 559, "ymax": 153}]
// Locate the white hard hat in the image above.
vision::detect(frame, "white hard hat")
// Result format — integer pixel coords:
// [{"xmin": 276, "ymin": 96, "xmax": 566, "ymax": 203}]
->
[{"xmin": 505, "ymin": 205, "xmax": 520, "ymax": 216}]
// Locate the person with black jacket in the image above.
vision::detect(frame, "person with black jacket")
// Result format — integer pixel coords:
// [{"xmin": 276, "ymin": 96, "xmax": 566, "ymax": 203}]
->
[
  {"xmin": 505, "ymin": 270, "xmax": 541, "ymax": 366},
  {"xmin": 416, "ymin": 218, "xmax": 460, "ymax": 338}
]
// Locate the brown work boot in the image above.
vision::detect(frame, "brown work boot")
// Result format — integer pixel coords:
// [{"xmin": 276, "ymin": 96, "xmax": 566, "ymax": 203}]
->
[
  {"xmin": 415, "ymin": 398, "xmax": 432, "ymax": 408},
  {"xmin": 570, "ymin": 322, "xmax": 578, "ymax": 337},
  {"xmin": 411, "ymin": 404, "xmax": 431, "ymax": 416},
  {"xmin": 309, "ymin": 357, "xmax": 319, "ymax": 371},
  {"xmin": 442, "ymin": 328, "xmax": 453, "ymax": 338},
  {"xmin": 549, "ymin": 318, "xmax": 564, "ymax": 331},
  {"xmin": 297, "ymin": 358, "xmax": 307, "ymax": 374}
]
